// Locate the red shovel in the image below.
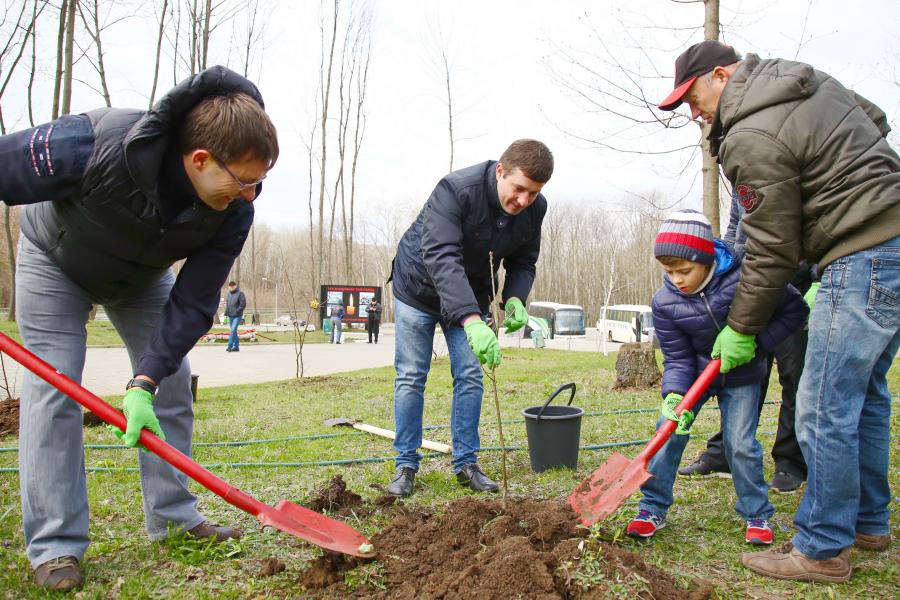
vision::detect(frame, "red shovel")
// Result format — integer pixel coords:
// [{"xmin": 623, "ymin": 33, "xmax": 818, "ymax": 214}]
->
[
  {"xmin": 568, "ymin": 359, "xmax": 721, "ymax": 526},
  {"xmin": 0, "ymin": 332, "xmax": 375, "ymax": 558}
]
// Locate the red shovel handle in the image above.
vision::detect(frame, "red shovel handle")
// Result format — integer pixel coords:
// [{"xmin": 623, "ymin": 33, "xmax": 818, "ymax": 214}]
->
[
  {"xmin": 0, "ymin": 332, "xmax": 269, "ymax": 518},
  {"xmin": 634, "ymin": 359, "xmax": 721, "ymax": 464}
]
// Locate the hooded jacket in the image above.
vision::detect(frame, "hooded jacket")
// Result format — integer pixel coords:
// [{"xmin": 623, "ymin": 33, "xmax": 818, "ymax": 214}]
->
[
  {"xmin": 0, "ymin": 66, "xmax": 265, "ymax": 383},
  {"xmin": 709, "ymin": 54, "xmax": 900, "ymax": 334},
  {"xmin": 391, "ymin": 161, "xmax": 546, "ymax": 326},
  {"xmin": 225, "ymin": 287, "xmax": 246, "ymax": 318},
  {"xmin": 652, "ymin": 240, "xmax": 808, "ymax": 397}
]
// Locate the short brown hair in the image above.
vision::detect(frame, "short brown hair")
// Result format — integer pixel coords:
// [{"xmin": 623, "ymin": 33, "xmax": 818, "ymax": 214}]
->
[
  {"xmin": 499, "ymin": 139, "xmax": 553, "ymax": 183},
  {"xmin": 180, "ymin": 93, "xmax": 279, "ymax": 167},
  {"xmin": 657, "ymin": 255, "xmax": 689, "ymax": 267}
]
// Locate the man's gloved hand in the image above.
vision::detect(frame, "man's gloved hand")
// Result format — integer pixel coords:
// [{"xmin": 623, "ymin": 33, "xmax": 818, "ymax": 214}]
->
[
  {"xmin": 463, "ymin": 320, "xmax": 501, "ymax": 368},
  {"xmin": 660, "ymin": 393, "xmax": 694, "ymax": 435},
  {"xmin": 804, "ymin": 282, "xmax": 820, "ymax": 313},
  {"xmin": 110, "ymin": 387, "xmax": 166, "ymax": 448},
  {"xmin": 502, "ymin": 297, "xmax": 528, "ymax": 334},
  {"xmin": 711, "ymin": 325, "xmax": 757, "ymax": 374}
]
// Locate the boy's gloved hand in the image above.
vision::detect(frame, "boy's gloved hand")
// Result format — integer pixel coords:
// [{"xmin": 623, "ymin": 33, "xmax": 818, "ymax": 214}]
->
[
  {"xmin": 804, "ymin": 282, "xmax": 820, "ymax": 312},
  {"xmin": 502, "ymin": 297, "xmax": 528, "ymax": 333},
  {"xmin": 463, "ymin": 320, "xmax": 501, "ymax": 368},
  {"xmin": 711, "ymin": 325, "xmax": 757, "ymax": 374},
  {"xmin": 109, "ymin": 387, "xmax": 166, "ymax": 448},
  {"xmin": 660, "ymin": 393, "xmax": 694, "ymax": 435}
]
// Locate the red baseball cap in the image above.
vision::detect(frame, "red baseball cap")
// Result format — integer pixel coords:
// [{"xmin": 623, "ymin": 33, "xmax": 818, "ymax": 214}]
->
[{"xmin": 658, "ymin": 41, "xmax": 739, "ymax": 111}]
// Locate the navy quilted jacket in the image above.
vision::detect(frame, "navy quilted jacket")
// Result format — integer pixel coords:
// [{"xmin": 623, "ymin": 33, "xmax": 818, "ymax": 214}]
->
[{"xmin": 652, "ymin": 240, "xmax": 807, "ymax": 397}]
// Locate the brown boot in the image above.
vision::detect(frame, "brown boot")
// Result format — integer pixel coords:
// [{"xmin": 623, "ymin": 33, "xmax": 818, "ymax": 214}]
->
[
  {"xmin": 855, "ymin": 532, "xmax": 891, "ymax": 551},
  {"xmin": 186, "ymin": 521, "xmax": 244, "ymax": 542},
  {"xmin": 741, "ymin": 542, "xmax": 851, "ymax": 583},
  {"xmin": 34, "ymin": 555, "xmax": 84, "ymax": 591}
]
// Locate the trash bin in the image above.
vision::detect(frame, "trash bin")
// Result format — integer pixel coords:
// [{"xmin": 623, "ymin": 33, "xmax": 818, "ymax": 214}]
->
[
  {"xmin": 323, "ymin": 318, "xmax": 332, "ymax": 337},
  {"xmin": 190, "ymin": 374, "xmax": 199, "ymax": 403},
  {"xmin": 532, "ymin": 329, "xmax": 546, "ymax": 348},
  {"xmin": 522, "ymin": 383, "xmax": 582, "ymax": 472}
]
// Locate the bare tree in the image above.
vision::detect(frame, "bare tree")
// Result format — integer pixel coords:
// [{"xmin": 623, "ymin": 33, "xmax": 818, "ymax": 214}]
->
[
  {"xmin": 76, "ymin": 0, "xmax": 130, "ymax": 107},
  {"xmin": 148, "ymin": 0, "xmax": 168, "ymax": 107},
  {"xmin": 60, "ymin": 0, "xmax": 76, "ymax": 115}
]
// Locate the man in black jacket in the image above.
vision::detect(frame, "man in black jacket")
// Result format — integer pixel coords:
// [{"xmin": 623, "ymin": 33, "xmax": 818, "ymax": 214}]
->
[
  {"xmin": 0, "ymin": 66, "xmax": 278, "ymax": 591},
  {"xmin": 224, "ymin": 281, "xmax": 247, "ymax": 352},
  {"xmin": 386, "ymin": 139, "xmax": 553, "ymax": 497}
]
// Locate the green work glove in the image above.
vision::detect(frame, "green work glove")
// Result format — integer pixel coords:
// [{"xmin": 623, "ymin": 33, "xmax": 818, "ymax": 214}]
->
[
  {"xmin": 711, "ymin": 325, "xmax": 757, "ymax": 374},
  {"xmin": 660, "ymin": 393, "xmax": 694, "ymax": 435},
  {"xmin": 502, "ymin": 297, "xmax": 528, "ymax": 334},
  {"xmin": 804, "ymin": 282, "xmax": 820, "ymax": 313},
  {"xmin": 109, "ymin": 387, "xmax": 166, "ymax": 448},
  {"xmin": 463, "ymin": 319, "xmax": 501, "ymax": 368}
]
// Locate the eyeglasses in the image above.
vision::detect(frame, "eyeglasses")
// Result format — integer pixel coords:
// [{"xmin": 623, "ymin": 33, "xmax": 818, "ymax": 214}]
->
[{"xmin": 212, "ymin": 155, "xmax": 267, "ymax": 191}]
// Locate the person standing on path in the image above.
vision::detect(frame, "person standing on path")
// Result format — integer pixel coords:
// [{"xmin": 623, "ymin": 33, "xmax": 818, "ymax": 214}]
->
[
  {"xmin": 658, "ymin": 40, "xmax": 900, "ymax": 582},
  {"xmin": 367, "ymin": 299, "xmax": 382, "ymax": 343},
  {"xmin": 385, "ymin": 139, "xmax": 553, "ymax": 497},
  {"xmin": 330, "ymin": 299, "xmax": 345, "ymax": 344},
  {"xmin": 224, "ymin": 281, "xmax": 246, "ymax": 352},
  {"xmin": 0, "ymin": 66, "xmax": 278, "ymax": 591}
]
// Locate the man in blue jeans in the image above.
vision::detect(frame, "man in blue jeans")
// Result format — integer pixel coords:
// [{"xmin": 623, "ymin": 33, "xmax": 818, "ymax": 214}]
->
[
  {"xmin": 386, "ymin": 139, "xmax": 553, "ymax": 497},
  {"xmin": 0, "ymin": 67, "xmax": 278, "ymax": 591},
  {"xmin": 659, "ymin": 40, "xmax": 900, "ymax": 582},
  {"xmin": 224, "ymin": 281, "xmax": 246, "ymax": 352}
]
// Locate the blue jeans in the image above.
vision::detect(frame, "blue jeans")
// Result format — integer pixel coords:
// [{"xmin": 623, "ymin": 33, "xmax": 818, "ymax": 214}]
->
[
  {"xmin": 330, "ymin": 318, "xmax": 342, "ymax": 343},
  {"xmin": 392, "ymin": 299, "xmax": 483, "ymax": 472},
  {"xmin": 15, "ymin": 236, "xmax": 205, "ymax": 567},
  {"xmin": 228, "ymin": 315, "xmax": 242, "ymax": 349},
  {"xmin": 792, "ymin": 236, "xmax": 900, "ymax": 560},
  {"xmin": 639, "ymin": 382, "xmax": 774, "ymax": 521}
]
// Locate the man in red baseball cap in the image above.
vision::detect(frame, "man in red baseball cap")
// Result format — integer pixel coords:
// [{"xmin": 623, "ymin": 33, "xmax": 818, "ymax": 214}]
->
[{"xmin": 659, "ymin": 41, "xmax": 900, "ymax": 583}]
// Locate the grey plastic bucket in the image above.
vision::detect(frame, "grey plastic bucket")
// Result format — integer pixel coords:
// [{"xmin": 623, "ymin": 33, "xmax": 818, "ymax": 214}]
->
[{"xmin": 522, "ymin": 383, "xmax": 583, "ymax": 472}]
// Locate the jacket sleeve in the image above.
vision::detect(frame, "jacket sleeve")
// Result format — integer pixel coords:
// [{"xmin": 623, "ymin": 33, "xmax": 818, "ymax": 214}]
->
[
  {"xmin": 721, "ymin": 130, "xmax": 805, "ymax": 335},
  {"xmin": 502, "ymin": 200, "xmax": 545, "ymax": 305},
  {"xmin": 852, "ymin": 91, "xmax": 891, "ymax": 139},
  {"xmin": 0, "ymin": 115, "xmax": 94, "ymax": 206},
  {"xmin": 237, "ymin": 291, "xmax": 246, "ymax": 314},
  {"xmin": 653, "ymin": 294, "xmax": 697, "ymax": 397},
  {"xmin": 756, "ymin": 284, "xmax": 808, "ymax": 351},
  {"xmin": 136, "ymin": 205, "xmax": 252, "ymax": 383},
  {"xmin": 420, "ymin": 179, "xmax": 481, "ymax": 325}
]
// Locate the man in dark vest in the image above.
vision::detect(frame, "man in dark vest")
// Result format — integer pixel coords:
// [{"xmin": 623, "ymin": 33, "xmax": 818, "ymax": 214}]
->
[{"xmin": 0, "ymin": 66, "xmax": 278, "ymax": 591}]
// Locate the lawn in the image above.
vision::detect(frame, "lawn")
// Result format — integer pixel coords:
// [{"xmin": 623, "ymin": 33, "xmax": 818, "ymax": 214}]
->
[
  {"xmin": 0, "ymin": 349, "xmax": 897, "ymax": 598},
  {"xmin": 0, "ymin": 319, "xmax": 327, "ymax": 347}
]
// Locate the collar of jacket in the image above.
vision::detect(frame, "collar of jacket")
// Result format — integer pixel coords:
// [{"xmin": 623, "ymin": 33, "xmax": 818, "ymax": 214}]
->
[
  {"xmin": 485, "ymin": 160, "xmax": 504, "ymax": 216},
  {"xmin": 121, "ymin": 66, "xmax": 267, "ymax": 213}
]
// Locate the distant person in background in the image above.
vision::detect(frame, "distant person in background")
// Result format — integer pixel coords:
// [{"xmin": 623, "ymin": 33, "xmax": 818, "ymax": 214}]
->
[
  {"xmin": 330, "ymin": 299, "xmax": 345, "ymax": 344},
  {"xmin": 385, "ymin": 139, "xmax": 553, "ymax": 498},
  {"xmin": 367, "ymin": 299, "xmax": 382, "ymax": 343},
  {"xmin": 224, "ymin": 281, "xmax": 246, "ymax": 352}
]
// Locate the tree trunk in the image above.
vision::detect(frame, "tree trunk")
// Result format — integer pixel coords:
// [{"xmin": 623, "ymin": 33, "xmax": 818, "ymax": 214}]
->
[
  {"xmin": 60, "ymin": 0, "xmax": 76, "ymax": 116},
  {"xmin": 148, "ymin": 0, "xmax": 168, "ymax": 108},
  {"xmin": 51, "ymin": 0, "xmax": 67, "ymax": 119},
  {"xmin": 702, "ymin": 0, "xmax": 720, "ymax": 235},
  {"xmin": 3, "ymin": 206, "xmax": 15, "ymax": 321},
  {"xmin": 612, "ymin": 342, "xmax": 661, "ymax": 390}
]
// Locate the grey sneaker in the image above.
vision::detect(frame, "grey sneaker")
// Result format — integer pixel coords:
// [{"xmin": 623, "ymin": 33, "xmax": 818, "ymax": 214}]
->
[
  {"xmin": 386, "ymin": 467, "xmax": 416, "ymax": 497},
  {"xmin": 677, "ymin": 458, "xmax": 731, "ymax": 478}
]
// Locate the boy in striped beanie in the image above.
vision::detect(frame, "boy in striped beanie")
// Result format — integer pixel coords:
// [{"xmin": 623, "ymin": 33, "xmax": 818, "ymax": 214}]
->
[{"xmin": 625, "ymin": 208, "xmax": 807, "ymax": 547}]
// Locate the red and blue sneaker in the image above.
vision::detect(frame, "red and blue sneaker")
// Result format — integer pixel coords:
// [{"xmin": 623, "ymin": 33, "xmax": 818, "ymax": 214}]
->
[
  {"xmin": 626, "ymin": 509, "xmax": 666, "ymax": 539},
  {"xmin": 745, "ymin": 519, "xmax": 774, "ymax": 545}
]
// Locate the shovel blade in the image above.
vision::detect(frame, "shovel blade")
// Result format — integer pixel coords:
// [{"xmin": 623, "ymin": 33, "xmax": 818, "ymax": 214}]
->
[
  {"xmin": 568, "ymin": 452, "xmax": 652, "ymax": 526},
  {"xmin": 257, "ymin": 500, "xmax": 375, "ymax": 558}
]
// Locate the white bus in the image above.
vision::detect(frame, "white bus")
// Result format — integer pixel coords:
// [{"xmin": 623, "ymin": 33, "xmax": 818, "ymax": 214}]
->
[
  {"xmin": 527, "ymin": 302, "xmax": 586, "ymax": 336},
  {"xmin": 596, "ymin": 304, "xmax": 654, "ymax": 343}
]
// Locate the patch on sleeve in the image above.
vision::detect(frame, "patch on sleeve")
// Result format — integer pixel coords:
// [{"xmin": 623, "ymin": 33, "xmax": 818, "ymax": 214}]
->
[{"xmin": 736, "ymin": 184, "xmax": 760, "ymax": 213}]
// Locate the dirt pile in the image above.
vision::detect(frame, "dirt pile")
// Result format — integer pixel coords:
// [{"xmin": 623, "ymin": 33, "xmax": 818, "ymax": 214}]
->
[
  {"xmin": 298, "ymin": 493, "xmax": 713, "ymax": 599},
  {"xmin": 0, "ymin": 397, "xmax": 19, "ymax": 437},
  {"xmin": 303, "ymin": 474, "xmax": 364, "ymax": 516}
]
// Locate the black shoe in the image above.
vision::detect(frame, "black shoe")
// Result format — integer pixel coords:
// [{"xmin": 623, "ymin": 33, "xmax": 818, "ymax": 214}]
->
[
  {"xmin": 226, "ymin": 347, "xmax": 233, "ymax": 352},
  {"xmin": 768, "ymin": 471, "xmax": 804, "ymax": 493},
  {"xmin": 456, "ymin": 464, "xmax": 499, "ymax": 493},
  {"xmin": 386, "ymin": 467, "xmax": 416, "ymax": 497},
  {"xmin": 232, "ymin": 348, "xmax": 239, "ymax": 352},
  {"xmin": 677, "ymin": 459, "xmax": 731, "ymax": 478}
]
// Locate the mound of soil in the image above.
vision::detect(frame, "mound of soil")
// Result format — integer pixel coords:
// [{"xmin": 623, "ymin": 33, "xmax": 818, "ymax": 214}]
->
[
  {"xmin": 298, "ymin": 494, "xmax": 713, "ymax": 599},
  {"xmin": 0, "ymin": 398, "xmax": 19, "ymax": 437},
  {"xmin": 303, "ymin": 474, "xmax": 364, "ymax": 516}
]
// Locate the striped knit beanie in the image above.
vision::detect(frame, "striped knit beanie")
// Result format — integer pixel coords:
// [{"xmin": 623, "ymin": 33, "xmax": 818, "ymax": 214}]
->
[{"xmin": 654, "ymin": 209, "xmax": 715, "ymax": 265}]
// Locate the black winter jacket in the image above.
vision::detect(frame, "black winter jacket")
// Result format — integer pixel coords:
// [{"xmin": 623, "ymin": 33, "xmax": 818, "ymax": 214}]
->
[
  {"xmin": 391, "ymin": 161, "xmax": 546, "ymax": 326},
  {"xmin": 225, "ymin": 288, "xmax": 246, "ymax": 318},
  {"xmin": 652, "ymin": 241, "xmax": 808, "ymax": 397},
  {"xmin": 0, "ymin": 66, "xmax": 265, "ymax": 384}
]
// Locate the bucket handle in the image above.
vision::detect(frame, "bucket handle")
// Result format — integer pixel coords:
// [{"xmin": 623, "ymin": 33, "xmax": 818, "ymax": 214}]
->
[{"xmin": 535, "ymin": 382, "xmax": 577, "ymax": 421}]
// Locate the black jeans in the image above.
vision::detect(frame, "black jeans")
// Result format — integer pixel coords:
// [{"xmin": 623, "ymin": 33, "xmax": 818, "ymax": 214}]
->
[
  {"xmin": 367, "ymin": 319, "xmax": 380, "ymax": 342},
  {"xmin": 696, "ymin": 327, "xmax": 808, "ymax": 478}
]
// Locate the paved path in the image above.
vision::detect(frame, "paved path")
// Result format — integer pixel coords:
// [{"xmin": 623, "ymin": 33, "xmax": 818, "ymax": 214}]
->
[{"xmin": 2, "ymin": 326, "xmax": 621, "ymax": 396}]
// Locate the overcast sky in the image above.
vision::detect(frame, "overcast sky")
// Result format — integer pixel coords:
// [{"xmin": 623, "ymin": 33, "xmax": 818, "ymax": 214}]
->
[{"xmin": 6, "ymin": 0, "xmax": 900, "ymax": 229}]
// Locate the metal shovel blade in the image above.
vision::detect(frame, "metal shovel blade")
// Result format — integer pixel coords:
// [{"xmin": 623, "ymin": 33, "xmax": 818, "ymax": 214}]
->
[
  {"xmin": 258, "ymin": 500, "xmax": 375, "ymax": 557},
  {"xmin": 568, "ymin": 452, "xmax": 651, "ymax": 525}
]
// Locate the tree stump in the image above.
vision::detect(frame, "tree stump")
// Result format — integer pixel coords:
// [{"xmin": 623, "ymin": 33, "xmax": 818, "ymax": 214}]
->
[{"xmin": 612, "ymin": 342, "xmax": 661, "ymax": 390}]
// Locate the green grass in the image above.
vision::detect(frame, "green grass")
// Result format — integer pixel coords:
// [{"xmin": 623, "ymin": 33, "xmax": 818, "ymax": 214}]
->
[
  {"xmin": 0, "ymin": 319, "xmax": 328, "ymax": 347},
  {"xmin": 0, "ymin": 349, "xmax": 897, "ymax": 598}
]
